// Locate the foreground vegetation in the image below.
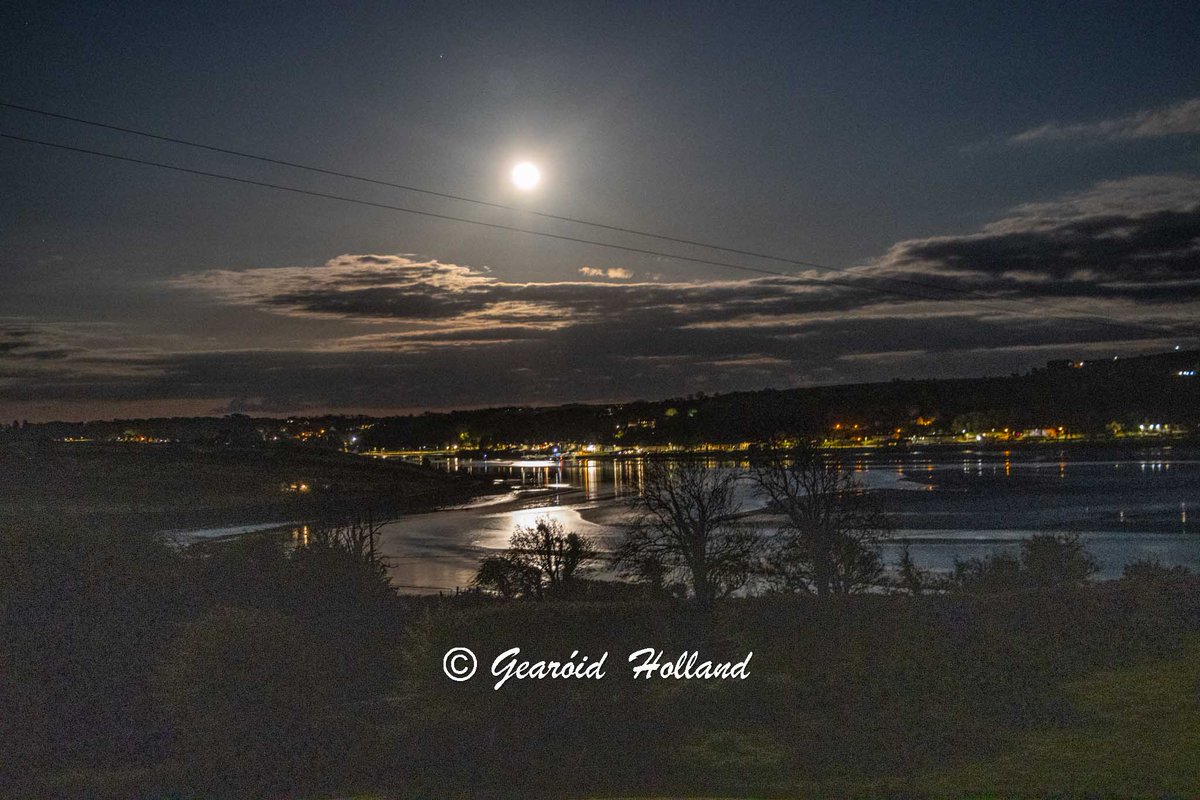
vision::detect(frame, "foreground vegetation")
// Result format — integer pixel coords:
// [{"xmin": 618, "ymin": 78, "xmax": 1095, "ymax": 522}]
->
[
  {"xmin": 928, "ymin": 639, "xmax": 1200, "ymax": 796},
  {"xmin": 0, "ymin": 440, "xmax": 489, "ymax": 532},
  {"xmin": 2, "ymin": 505, "xmax": 1198, "ymax": 798}
]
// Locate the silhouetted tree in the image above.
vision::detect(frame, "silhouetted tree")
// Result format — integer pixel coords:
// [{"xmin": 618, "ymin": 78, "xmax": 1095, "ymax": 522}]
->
[
  {"xmin": 1020, "ymin": 533, "xmax": 1100, "ymax": 587},
  {"xmin": 309, "ymin": 508, "xmax": 385, "ymax": 563},
  {"xmin": 1122, "ymin": 558, "xmax": 1192, "ymax": 583},
  {"xmin": 620, "ymin": 549, "xmax": 686, "ymax": 599},
  {"xmin": 950, "ymin": 534, "xmax": 1099, "ymax": 592},
  {"xmin": 473, "ymin": 517, "xmax": 598, "ymax": 598},
  {"xmin": 473, "ymin": 554, "xmax": 543, "ymax": 599},
  {"xmin": 949, "ymin": 551, "xmax": 1023, "ymax": 593},
  {"xmin": 614, "ymin": 460, "xmax": 758, "ymax": 609},
  {"xmin": 893, "ymin": 542, "xmax": 929, "ymax": 596},
  {"xmin": 750, "ymin": 443, "xmax": 892, "ymax": 595}
]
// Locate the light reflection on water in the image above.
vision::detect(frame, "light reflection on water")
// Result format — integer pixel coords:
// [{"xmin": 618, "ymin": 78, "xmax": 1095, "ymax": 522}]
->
[{"xmin": 375, "ymin": 449, "xmax": 1200, "ymax": 593}]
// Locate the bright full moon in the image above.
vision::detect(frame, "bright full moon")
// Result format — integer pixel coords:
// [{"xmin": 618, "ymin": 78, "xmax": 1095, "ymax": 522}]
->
[{"xmin": 511, "ymin": 161, "xmax": 541, "ymax": 191}]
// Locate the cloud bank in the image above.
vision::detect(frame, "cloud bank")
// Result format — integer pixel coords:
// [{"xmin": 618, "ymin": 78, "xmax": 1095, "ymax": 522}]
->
[
  {"xmin": 4, "ymin": 175, "xmax": 1198, "ymax": 418},
  {"xmin": 1009, "ymin": 97, "xmax": 1200, "ymax": 145}
]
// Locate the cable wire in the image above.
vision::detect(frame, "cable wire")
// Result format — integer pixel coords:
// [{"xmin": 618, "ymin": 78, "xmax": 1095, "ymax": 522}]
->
[
  {"xmin": 5, "ymin": 99, "xmax": 1190, "ymax": 332},
  {"xmin": 2, "ymin": 130, "xmax": 1194, "ymax": 341}
]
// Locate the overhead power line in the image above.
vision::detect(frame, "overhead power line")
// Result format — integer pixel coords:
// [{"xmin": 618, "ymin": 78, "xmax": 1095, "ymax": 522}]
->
[
  {"xmin": 1, "ymin": 129, "xmax": 1195, "ymax": 342},
  {"xmin": 0, "ymin": 132, "xmax": 836, "ymax": 282},
  {"xmin": 2, "ymin": 99, "xmax": 846, "ymax": 269},
  {"xmin": 3, "ymin": 99, "xmax": 1185, "ymax": 330}
]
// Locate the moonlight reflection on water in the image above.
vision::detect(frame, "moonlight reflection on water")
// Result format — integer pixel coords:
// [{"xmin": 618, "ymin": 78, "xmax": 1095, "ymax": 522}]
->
[{"xmin": 375, "ymin": 449, "xmax": 1199, "ymax": 593}]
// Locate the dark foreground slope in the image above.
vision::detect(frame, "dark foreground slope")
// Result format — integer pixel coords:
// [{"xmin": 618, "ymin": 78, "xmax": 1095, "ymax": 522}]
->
[
  {"xmin": 0, "ymin": 440, "xmax": 487, "ymax": 531},
  {"xmin": 7, "ymin": 552, "xmax": 1197, "ymax": 799}
]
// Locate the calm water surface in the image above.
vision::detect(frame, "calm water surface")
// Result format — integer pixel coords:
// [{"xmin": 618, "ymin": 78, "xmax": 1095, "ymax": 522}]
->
[{"xmin": 375, "ymin": 446, "xmax": 1199, "ymax": 592}]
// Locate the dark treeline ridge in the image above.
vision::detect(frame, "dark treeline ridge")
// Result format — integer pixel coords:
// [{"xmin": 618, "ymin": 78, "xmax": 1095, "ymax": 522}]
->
[
  {"xmin": 361, "ymin": 349, "xmax": 1200, "ymax": 447},
  {"xmin": 7, "ymin": 349, "xmax": 1197, "ymax": 448}
]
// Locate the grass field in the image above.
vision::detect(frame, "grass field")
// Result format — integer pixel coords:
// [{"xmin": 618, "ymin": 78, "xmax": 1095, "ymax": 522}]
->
[
  {"xmin": 924, "ymin": 637, "xmax": 1200, "ymax": 798},
  {"xmin": 386, "ymin": 585, "xmax": 1200, "ymax": 799}
]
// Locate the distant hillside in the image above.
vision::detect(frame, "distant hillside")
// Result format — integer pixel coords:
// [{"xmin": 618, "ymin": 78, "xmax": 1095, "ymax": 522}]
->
[
  {"xmin": 360, "ymin": 348, "xmax": 1200, "ymax": 447},
  {"xmin": 5, "ymin": 349, "xmax": 1198, "ymax": 449}
]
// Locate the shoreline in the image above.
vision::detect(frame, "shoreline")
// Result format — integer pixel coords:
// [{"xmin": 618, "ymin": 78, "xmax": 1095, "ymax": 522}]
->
[{"xmin": 397, "ymin": 435, "xmax": 1200, "ymax": 462}]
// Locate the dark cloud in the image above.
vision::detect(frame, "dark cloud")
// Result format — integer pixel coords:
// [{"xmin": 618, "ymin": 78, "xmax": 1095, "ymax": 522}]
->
[
  {"xmin": 264, "ymin": 286, "xmax": 486, "ymax": 320},
  {"xmin": 175, "ymin": 177, "xmax": 1200, "ymax": 342},
  {"xmin": 895, "ymin": 209, "xmax": 1200, "ymax": 282},
  {"xmin": 3, "ymin": 176, "xmax": 1198, "ymax": 419},
  {"xmin": 875, "ymin": 175, "xmax": 1200, "ymax": 302},
  {"xmin": 0, "ymin": 308, "xmax": 1162, "ymax": 413},
  {"xmin": 175, "ymin": 253, "xmax": 884, "ymax": 336},
  {"xmin": 0, "ymin": 324, "xmax": 84, "ymax": 361}
]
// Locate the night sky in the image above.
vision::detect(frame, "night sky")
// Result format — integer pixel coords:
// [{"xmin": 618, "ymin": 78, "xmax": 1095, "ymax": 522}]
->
[{"xmin": 2, "ymin": 1, "xmax": 1199, "ymax": 421}]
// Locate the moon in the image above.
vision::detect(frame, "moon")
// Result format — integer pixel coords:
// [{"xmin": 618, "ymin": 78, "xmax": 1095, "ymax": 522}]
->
[{"xmin": 511, "ymin": 161, "xmax": 541, "ymax": 191}]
